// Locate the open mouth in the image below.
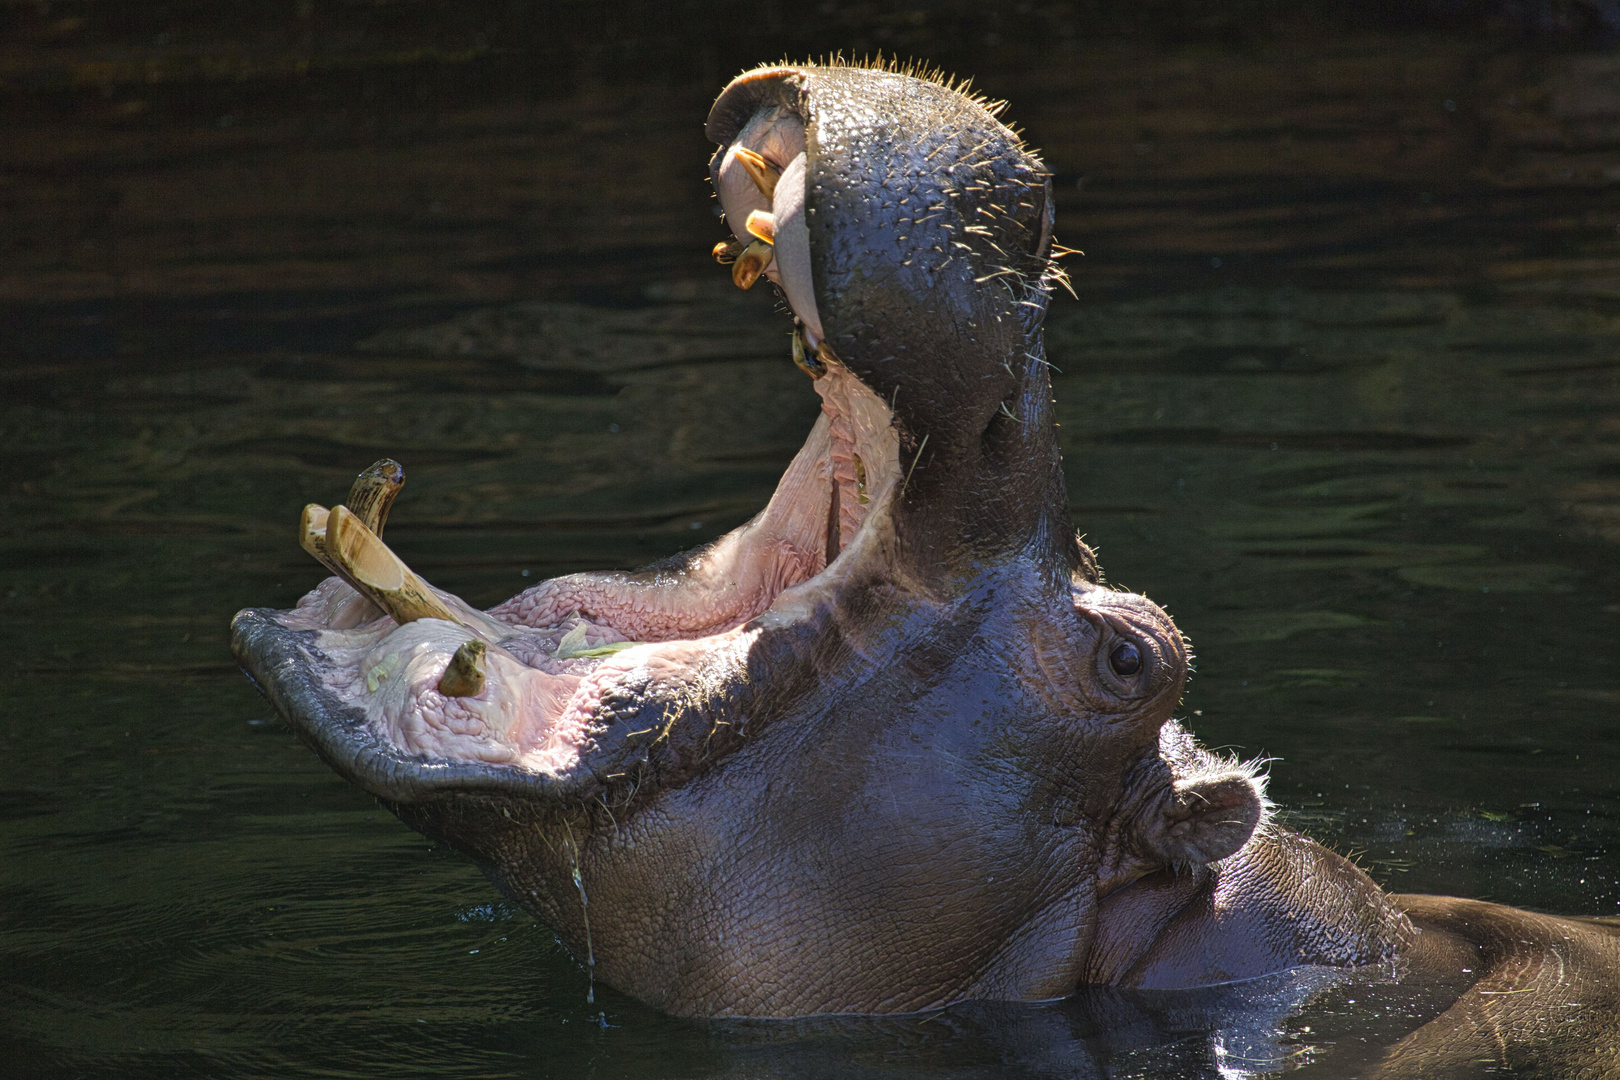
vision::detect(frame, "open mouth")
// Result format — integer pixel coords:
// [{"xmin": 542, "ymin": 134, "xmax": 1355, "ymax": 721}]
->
[
  {"xmin": 233, "ymin": 103, "xmax": 903, "ymax": 797},
  {"xmin": 251, "ymin": 368, "xmax": 898, "ymax": 790}
]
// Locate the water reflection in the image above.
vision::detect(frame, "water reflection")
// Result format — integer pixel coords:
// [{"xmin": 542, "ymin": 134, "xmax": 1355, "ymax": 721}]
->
[
  {"xmin": 2, "ymin": 4, "xmax": 1619, "ymax": 1077},
  {"xmin": 700, "ymin": 966, "xmax": 1488, "ymax": 1080}
]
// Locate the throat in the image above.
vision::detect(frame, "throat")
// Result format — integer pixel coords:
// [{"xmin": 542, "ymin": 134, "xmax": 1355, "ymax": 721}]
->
[{"xmin": 492, "ymin": 366, "xmax": 900, "ymax": 645}]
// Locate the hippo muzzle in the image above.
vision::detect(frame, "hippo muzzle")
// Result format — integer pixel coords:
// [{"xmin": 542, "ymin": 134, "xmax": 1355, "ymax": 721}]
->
[{"xmin": 232, "ymin": 63, "xmax": 1324, "ymax": 1018}]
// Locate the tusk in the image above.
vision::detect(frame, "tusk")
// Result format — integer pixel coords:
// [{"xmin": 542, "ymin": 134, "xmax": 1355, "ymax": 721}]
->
[
  {"xmin": 733, "ymin": 146, "xmax": 779, "ymax": 198},
  {"xmin": 712, "ymin": 237, "xmax": 744, "ymax": 264},
  {"xmin": 791, "ymin": 323, "xmax": 826, "ymax": 379},
  {"xmin": 300, "ymin": 503, "xmax": 381, "ymax": 616},
  {"xmin": 344, "ymin": 459, "xmax": 404, "ymax": 536},
  {"xmin": 745, "ymin": 209, "xmax": 776, "ymax": 245},
  {"xmin": 300, "ymin": 502, "xmax": 383, "ymax": 623},
  {"xmin": 300, "ymin": 504, "xmax": 340, "ymax": 574},
  {"xmin": 732, "ymin": 238, "xmax": 773, "ymax": 290},
  {"xmin": 437, "ymin": 639, "xmax": 487, "ymax": 697},
  {"xmin": 324, "ymin": 504, "xmax": 463, "ymax": 626}
]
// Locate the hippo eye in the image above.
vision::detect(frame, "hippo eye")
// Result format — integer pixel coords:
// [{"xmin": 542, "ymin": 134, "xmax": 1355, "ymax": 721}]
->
[{"xmin": 1109, "ymin": 641, "xmax": 1142, "ymax": 677}]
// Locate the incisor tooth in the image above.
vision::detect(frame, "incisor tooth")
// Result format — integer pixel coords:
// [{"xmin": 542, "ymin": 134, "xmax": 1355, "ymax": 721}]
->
[
  {"xmin": 345, "ymin": 459, "xmax": 404, "ymax": 536},
  {"xmin": 745, "ymin": 209, "xmax": 776, "ymax": 245},
  {"xmin": 437, "ymin": 639, "xmax": 487, "ymax": 697},
  {"xmin": 732, "ymin": 239, "xmax": 773, "ymax": 290},
  {"xmin": 733, "ymin": 146, "xmax": 779, "ymax": 198},
  {"xmin": 324, "ymin": 504, "xmax": 463, "ymax": 626}
]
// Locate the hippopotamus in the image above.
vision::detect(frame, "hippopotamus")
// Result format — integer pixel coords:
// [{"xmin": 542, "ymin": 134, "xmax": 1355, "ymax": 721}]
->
[{"xmin": 233, "ymin": 62, "xmax": 1620, "ymax": 1075}]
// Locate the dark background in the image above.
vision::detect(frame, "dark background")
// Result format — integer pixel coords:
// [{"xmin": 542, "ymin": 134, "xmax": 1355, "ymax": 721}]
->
[{"xmin": 3, "ymin": 2, "xmax": 1620, "ymax": 1076}]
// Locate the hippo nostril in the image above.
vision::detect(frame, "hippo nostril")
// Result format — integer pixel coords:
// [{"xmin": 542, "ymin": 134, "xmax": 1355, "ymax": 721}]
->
[{"xmin": 1109, "ymin": 641, "xmax": 1142, "ymax": 677}]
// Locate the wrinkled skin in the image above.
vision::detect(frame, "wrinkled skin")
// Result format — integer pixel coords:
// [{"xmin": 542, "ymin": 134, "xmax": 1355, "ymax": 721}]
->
[{"xmin": 233, "ymin": 64, "xmax": 1620, "ymax": 1075}]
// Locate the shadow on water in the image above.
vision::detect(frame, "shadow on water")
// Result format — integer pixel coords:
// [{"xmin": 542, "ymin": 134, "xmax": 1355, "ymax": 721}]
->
[{"xmin": 2, "ymin": 2, "xmax": 1619, "ymax": 1076}]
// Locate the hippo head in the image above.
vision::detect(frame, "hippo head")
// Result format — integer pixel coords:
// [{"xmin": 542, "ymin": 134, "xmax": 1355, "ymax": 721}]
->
[{"xmin": 232, "ymin": 63, "xmax": 1267, "ymax": 1017}]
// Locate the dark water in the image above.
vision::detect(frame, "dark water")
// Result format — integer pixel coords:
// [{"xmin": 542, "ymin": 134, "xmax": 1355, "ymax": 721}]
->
[{"xmin": 4, "ymin": 4, "xmax": 1620, "ymax": 1076}]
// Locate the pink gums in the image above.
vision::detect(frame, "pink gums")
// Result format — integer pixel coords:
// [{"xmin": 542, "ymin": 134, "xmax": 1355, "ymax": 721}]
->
[{"xmin": 380, "ymin": 629, "xmax": 750, "ymax": 771}]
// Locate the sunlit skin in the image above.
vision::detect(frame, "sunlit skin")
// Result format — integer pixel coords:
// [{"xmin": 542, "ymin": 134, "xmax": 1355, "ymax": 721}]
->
[{"xmin": 234, "ymin": 62, "xmax": 1620, "ymax": 1074}]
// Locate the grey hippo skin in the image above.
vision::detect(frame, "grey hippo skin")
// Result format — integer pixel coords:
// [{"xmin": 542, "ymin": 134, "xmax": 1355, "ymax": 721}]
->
[{"xmin": 233, "ymin": 63, "xmax": 1620, "ymax": 1075}]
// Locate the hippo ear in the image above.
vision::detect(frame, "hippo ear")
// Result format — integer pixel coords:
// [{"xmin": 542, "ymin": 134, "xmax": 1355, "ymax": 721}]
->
[{"xmin": 1140, "ymin": 772, "xmax": 1265, "ymax": 868}]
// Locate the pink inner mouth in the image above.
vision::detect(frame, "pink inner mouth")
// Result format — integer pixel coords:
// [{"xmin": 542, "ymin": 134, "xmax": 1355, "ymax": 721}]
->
[{"xmin": 283, "ymin": 366, "xmax": 899, "ymax": 775}]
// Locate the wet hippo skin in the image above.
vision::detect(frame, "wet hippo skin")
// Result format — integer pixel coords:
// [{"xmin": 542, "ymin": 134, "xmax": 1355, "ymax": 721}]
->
[{"xmin": 232, "ymin": 63, "xmax": 1620, "ymax": 1075}]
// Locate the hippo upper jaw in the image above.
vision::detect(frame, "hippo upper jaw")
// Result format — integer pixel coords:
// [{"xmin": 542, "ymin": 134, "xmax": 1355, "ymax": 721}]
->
[{"xmin": 715, "ymin": 66, "xmax": 1076, "ymax": 584}]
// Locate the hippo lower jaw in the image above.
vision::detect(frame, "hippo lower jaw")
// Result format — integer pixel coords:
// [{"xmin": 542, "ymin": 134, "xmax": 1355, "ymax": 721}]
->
[{"xmin": 233, "ymin": 361, "xmax": 901, "ymax": 802}]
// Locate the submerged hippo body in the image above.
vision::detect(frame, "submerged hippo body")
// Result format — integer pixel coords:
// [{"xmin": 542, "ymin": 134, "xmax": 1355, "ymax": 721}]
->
[{"xmin": 233, "ymin": 63, "xmax": 1620, "ymax": 1074}]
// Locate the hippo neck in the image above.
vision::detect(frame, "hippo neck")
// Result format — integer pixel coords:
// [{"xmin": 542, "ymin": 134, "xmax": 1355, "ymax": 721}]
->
[{"xmin": 883, "ymin": 340, "xmax": 1076, "ymax": 587}]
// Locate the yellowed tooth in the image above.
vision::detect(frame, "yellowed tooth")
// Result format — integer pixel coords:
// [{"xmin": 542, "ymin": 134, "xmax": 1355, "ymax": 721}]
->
[
  {"xmin": 345, "ymin": 459, "xmax": 404, "ymax": 536},
  {"xmin": 853, "ymin": 453, "xmax": 869, "ymax": 504},
  {"xmin": 745, "ymin": 209, "xmax": 776, "ymax": 245},
  {"xmin": 816, "ymin": 340, "xmax": 841, "ymax": 369},
  {"xmin": 437, "ymin": 638, "xmax": 487, "ymax": 697},
  {"xmin": 732, "ymin": 238, "xmax": 773, "ymax": 290},
  {"xmin": 300, "ymin": 504, "xmax": 341, "ymax": 574},
  {"xmin": 324, "ymin": 504, "xmax": 463, "ymax": 626},
  {"xmin": 301, "ymin": 501, "xmax": 388, "ymax": 624},
  {"xmin": 712, "ymin": 237, "xmax": 744, "ymax": 265},
  {"xmin": 733, "ymin": 146, "xmax": 779, "ymax": 198},
  {"xmin": 791, "ymin": 324, "xmax": 826, "ymax": 379}
]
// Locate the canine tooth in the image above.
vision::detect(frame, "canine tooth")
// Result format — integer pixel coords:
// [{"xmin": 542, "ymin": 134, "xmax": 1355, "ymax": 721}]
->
[
  {"xmin": 732, "ymin": 239, "xmax": 773, "ymax": 290},
  {"xmin": 712, "ymin": 237, "xmax": 744, "ymax": 264},
  {"xmin": 791, "ymin": 324, "xmax": 826, "ymax": 379},
  {"xmin": 344, "ymin": 458, "xmax": 404, "ymax": 536},
  {"xmin": 733, "ymin": 146, "xmax": 779, "ymax": 198},
  {"xmin": 745, "ymin": 209, "xmax": 776, "ymax": 245},
  {"xmin": 437, "ymin": 639, "xmax": 487, "ymax": 697},
  {"xmin": 324, "ymin": 504, "xmax": 463, "ymax": 626}
]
